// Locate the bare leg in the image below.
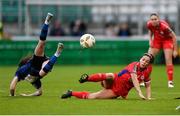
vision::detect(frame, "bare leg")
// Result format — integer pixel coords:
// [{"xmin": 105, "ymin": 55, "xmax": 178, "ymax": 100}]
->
[
  {"xmin": 61, "ymin": 89, "xmax": 117, "ymax": 99},
  {"xmin": 34, "ymin": 13, "xmax": 53, "ymax": 56},
  {"xmin": 34, "ymin": 40, "xmax": 46, "ymax": 56},
  {"xmin": 88, "ymin": 89, "xmax": 117, "ymax": 99},
  {"xmin": 39, "ymin": 43, "xmax": 64, "ymax": 77},
  {"xmin": 100, "ymin": 73, "xmax": 114, "ymax": 89},
  {"xmin": 101, "ymin": 79, "xmax": 113, "ymax": 89},
  {"xmin": 20, "ymin": 88, "xmax": 42, "ymax": 96},
  {"xmin": 148, "ymin": 47, "xmax": 160, "ymax": 57}
]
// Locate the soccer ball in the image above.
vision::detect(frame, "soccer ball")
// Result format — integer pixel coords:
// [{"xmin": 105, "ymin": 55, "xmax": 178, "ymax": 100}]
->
[{"xmin": 80, "ymin": 34, "xmax": 95, "ymax": 48}]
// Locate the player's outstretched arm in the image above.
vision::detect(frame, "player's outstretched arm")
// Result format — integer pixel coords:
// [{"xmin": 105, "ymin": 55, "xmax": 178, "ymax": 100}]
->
[
  {"xmin": 145, "ymin": 81, "xmax": 152, "ymax": 100},
  {"xmin": 131, "ymin": 73, "xmax": 146, "ymax": 100},
  {"xmin": 9, "ymin": 76, "xmax": 18, "ymax": 96},
  {"xmin": 170, "ymin": 31, "xmax": 178, "ymax": 58},
  {"xmin": 148, "ymin": 30, "xmax": 153, "ymax": 47},
  {"xmin": 20, "ymin": 88, "xmax": 42, "ymax": 96}
]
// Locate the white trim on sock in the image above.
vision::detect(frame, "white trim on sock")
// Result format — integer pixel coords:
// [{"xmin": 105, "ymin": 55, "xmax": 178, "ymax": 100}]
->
[
  {"xmin": 54, "ymin": 53, "xmax": 61, "ymax": 57},
  {"xmin": 44, "ymin": 21, "xmax": 49, "ymax": 25}
]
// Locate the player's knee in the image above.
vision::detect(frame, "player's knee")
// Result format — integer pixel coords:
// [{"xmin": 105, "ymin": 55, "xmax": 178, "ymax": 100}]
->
[
  {"xmin": 105, "ymin": 73, "xmax": 114, "ymax": 79},
  {"xmin": 101, "ymin": 80, "xmax": 113, "ymax": 89},
  {"xmin": 101, "ymin": 81, "xmax": 109, "ymax": 89}
]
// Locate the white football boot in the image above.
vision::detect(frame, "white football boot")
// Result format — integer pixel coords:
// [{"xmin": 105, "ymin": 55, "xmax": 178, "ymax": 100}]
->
[
  {"xmin": 45, "ymin": 13, "xmax": 53, "ymax": 24},
  {"xmin": 168, "ymin": 81, "xmax": 174, "ymax": 88}
]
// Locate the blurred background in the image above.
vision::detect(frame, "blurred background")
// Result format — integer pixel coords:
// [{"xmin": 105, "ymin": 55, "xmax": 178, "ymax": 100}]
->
[{"xmin": 0, "ymin": 0, "xmax": 180, "ymax": 65}]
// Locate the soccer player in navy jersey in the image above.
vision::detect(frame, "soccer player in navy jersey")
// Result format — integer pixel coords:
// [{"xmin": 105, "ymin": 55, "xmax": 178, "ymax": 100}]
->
[{"xmin": 9, "ymin": 13, "xmax": 64, "ymax": 96}]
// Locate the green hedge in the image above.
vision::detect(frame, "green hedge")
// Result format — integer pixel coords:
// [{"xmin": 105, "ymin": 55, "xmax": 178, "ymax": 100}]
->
[{"xmin": 0, "ymin": 40, "xmax": 177, "ymax": 65}]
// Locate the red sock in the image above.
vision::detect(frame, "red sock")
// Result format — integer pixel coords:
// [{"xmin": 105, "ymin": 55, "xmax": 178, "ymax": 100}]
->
[
  {"xmin": 88, "ymin": 73, "xmax": 107, "ymax": 82},
  {"xmin": 166, "ymin": 64, "xmax": 174, "ymax": 81},
  {"xmin": 72, "ymin": 91, "xmax": 89, "ymax": 99}
]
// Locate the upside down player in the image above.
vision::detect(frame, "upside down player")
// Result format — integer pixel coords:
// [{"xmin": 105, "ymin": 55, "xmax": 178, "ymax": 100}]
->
[
  {"xmin": 61, "ymin": 53, "xmax": 154, "ymax": 100},
  {"xmin": 9, "ymin": 13, "xmax": 64, "ymax": 96},
  {"xmin": 147, "ymin": 13, "xmax": 178, "ymax": 88}
]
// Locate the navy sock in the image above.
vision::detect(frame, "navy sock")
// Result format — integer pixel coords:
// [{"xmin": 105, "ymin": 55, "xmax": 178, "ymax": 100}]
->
[
  {"xmin": 43, "ymin": 55, "xmax": 57, "ymax": 73},
  {"xmin": 40, "ymin": 24, "xmax": 49, "ymax": 41}
]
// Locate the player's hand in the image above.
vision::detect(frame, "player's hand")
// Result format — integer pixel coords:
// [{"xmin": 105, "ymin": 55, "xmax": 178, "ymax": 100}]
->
[
  {"xmin": 138, "ymin": 93, "xmax": 146, "ymax": 100},
  {"xmin": 141, "ymin": 97, "xmax": 146, "ymax": 100},
  {"xmin": 173, "ymin": 50, "xmax": 178, "ymax": 58},
  {"xmin": 149, "ymin": 40, "xmax": 153, "ymax": 47}
]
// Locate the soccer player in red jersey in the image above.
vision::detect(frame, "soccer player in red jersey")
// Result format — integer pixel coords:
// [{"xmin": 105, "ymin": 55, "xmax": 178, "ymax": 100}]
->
[
  {"xmin": 61, "ymin": 53, "xmax": 154, "ymax": 100},
  {"xmin": 147, "ymin": 13, "xmax": 178, "ymax": 88}
]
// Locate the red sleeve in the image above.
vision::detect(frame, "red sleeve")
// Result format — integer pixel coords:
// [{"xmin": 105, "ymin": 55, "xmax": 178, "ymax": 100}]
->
[
  {"xmin": 147, "ymin": 21, "xmax": 152, "ymax": 30},
  {"xmin": 125, "ymin": 62, "xmax": 138, "ymax": 74},
  {"xmin": 161, "ymin": 21, "xmax": 172, "ymax": 35},
  {"xmin": 144, "ymin": 65, "xmax": 152, "ymax": 82}
]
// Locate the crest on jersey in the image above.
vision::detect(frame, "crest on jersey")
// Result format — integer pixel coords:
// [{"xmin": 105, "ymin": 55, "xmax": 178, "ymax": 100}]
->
[
  {"xmin": 160, "ymin": 31, "xmax": 164, "ymax": 35},
  {"xmin": 140, "ymin": 75, "xmax": 144, "ymax": 80}
]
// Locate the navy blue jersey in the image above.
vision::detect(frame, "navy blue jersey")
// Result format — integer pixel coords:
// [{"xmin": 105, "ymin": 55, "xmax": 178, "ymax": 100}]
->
[
  {"xmin": 15, "ymin": 55, "xmax": 48, "ymax": 81},
  {"xmin": 15, "ymin": 60, "xmax": 32, "ymax": 81},
  {"xmin": 15, "ymin": 55, "xmax": 48, "ymax": 89}
]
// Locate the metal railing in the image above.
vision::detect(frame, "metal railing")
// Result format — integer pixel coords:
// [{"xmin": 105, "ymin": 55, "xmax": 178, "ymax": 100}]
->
[{"xmin": 0, "ymin": 0, "xmax": 180, "ymax": 36}]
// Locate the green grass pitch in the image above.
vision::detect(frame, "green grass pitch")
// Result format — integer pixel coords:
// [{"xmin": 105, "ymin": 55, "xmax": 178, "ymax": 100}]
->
[{"xmin": 0, "ymin": 65, "xmax": 180, "ymax": 115}]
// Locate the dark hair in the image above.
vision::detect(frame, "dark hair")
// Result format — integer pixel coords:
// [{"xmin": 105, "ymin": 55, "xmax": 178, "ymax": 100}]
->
[
  {"xmin": 150, "ymin": 13, "xmax": 159, "ymax": 17},
  {"xmin": 18, "ymin": 55, "xmax": 32, "ymax": 67},
  {"xmin": 143, "ymin": 53, "xmax": 154, "ymax": 64}
]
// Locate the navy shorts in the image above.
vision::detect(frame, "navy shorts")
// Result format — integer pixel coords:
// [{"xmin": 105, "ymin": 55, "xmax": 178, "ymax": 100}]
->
[
  {"xmin": 15, "ymin": 55, "xmax": 49, "ymax": 81},
  {"xmin": 31, "ymin": 55, "xmax": 49, "ymax": 71}
]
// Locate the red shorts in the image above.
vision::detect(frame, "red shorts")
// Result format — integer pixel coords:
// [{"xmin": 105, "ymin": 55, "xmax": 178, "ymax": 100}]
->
[
  {"xmin": 110, "ymin": 73, "xmax": 133, "ymax": 98},
  {"xmin": 151, "ymin": 39, "xmax": 173, "ymax": 49}
]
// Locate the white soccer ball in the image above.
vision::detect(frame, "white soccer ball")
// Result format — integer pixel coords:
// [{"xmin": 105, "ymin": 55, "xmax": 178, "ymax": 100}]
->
[{"xmin": 80, "ymin": 34, "xmax": 95, "ymax": 48}]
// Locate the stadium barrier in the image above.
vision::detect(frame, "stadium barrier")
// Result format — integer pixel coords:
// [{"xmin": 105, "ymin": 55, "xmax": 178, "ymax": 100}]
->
[{"xmin": 0, "ymin": 39, "xmax": 179, "ymax": 65}]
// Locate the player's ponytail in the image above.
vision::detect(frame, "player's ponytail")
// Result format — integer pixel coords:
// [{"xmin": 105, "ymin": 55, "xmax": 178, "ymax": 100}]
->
[{"xmin": 18, "ymin": 55, "xmax": 32, "ymax": 67}]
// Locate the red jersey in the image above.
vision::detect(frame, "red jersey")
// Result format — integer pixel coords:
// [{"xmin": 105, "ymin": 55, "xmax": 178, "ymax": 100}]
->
[
  {"xmin": 125, "ymin": 62, "xmax": 152, "ymax": 83},
  {"xmin": 147, "ymin": 20, "xmax": 172, "ymax": 41},
  {"xmin": 112, "ymin": 62, "xmax": 152, "ymax": 98}
]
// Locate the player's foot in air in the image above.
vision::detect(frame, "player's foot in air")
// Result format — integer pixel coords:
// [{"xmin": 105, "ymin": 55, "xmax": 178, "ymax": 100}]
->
[
  {"xmin": 54, "ymin": 43, "xmax": 64, "ymax": 57},
  {"xmin": 57, "ymin": 42, "xmax": 64, "ymax": 53},
  {"xmin": 61, "ymin": 90, "xmax": 72, "ymax": 99},
  {"xmin": 45, "ymin": 13, "xmax": 53, "ymax": 24},
  {"xmin": 168, "ymin": 81, "xmax": 174, "ymax": 88},
  {"xmin": 79, "ymin": 74, "xmax": 89, "ymax": 83}
]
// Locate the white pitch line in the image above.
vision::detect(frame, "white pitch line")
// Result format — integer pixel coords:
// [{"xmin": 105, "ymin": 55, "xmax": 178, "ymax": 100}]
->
[{"xmin": 152, "ymin": 92, "xmax": 180, "ymax": 95}]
